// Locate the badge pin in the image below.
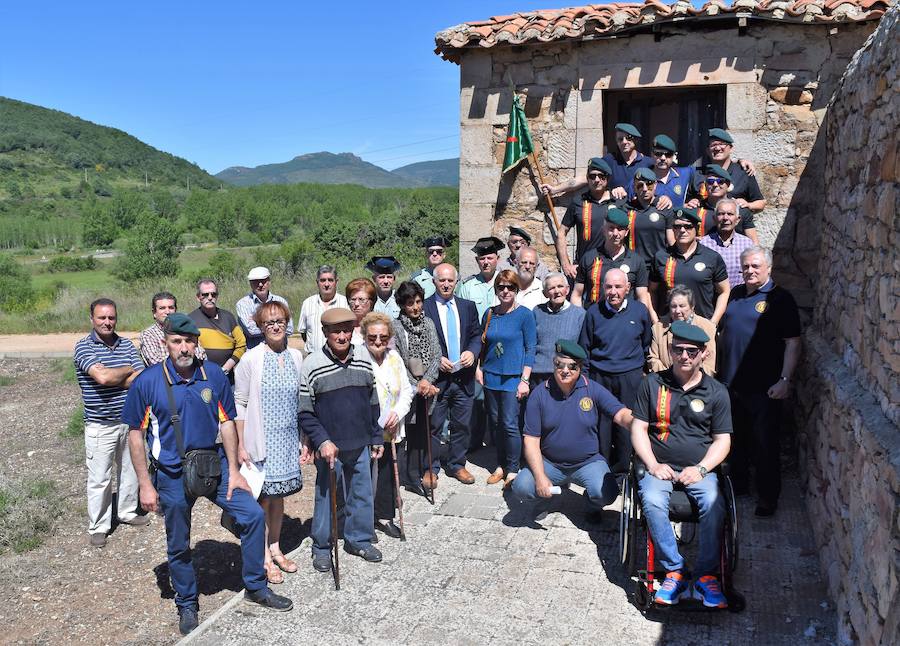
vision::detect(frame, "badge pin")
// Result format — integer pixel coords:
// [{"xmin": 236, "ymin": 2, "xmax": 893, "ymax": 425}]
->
[
  {"xmin": 674, "ymin": 185, "xmax": 682, "ymax": 195},
  {"xmin": 694, "ymin": 262, "xmax": 706, "ymax": 272},
  {"xmin": 620, "ymin": 264, "xmax": 630, "ymax": 274},
  {"xmin": 201, "ymin": 388, "xmax": 213, "ymax": 404},
  {"xmin": 755, "ymin": 301, "xmax": 768, "ymax": 313},
  {"xmin": 690, "ymin": 399, "xmax": 705, "ymax": 413},
  {"xmin": 579, "ymin": 397, "xmax": 593, "ymax": 412},
  {"xmin": 649, "ymin": 212, "xmax": 660, "ymax": 222}
]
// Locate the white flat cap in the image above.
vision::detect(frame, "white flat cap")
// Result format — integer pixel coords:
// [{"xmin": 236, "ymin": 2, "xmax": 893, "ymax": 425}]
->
[{"xmin": 247, "ymin": 266, "xmax": 271, "ymax": 281}]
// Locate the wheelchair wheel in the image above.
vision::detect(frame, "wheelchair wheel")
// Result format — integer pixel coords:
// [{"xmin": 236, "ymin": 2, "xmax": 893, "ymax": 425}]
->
[
  {"xmin": 721, "ymin": 475, "xmax": 739, "ymax": 574},
  {"xmin": 634, "ymin": 579, "xmax": 652, "ymax": 610},
  {"xmin": 619, "ymin": 476, "xmax": 633, "ymax": 569}
]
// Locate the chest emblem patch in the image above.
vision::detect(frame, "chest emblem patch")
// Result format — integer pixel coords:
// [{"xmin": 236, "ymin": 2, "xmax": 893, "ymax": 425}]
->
[
  {"xmin": 201, "ymin": 387, "xmax": 213, "ymax": 404},
  {"xmin": 579, "ymin": 397, "xmax": 593, "ymax": 412},
  {"xmin": 694, "ymin": 261, "xmax": 706, "ymax": 272},
  {"xmin": 620, "ymin": 264, "xmax": 630, "ymax": 274},
  {"xmin": 690, "ymin": 398, "xmax": 705, "ymax": 413},
  {"xmin": 755, "ymin": 301, "xmax": 768, "ymax": 313},
  {"xmin": 674, "ymin": 185, "xmax": 683, "ymax": 195},
  {"xmin": 649, "ymin": 212, "xmax": 660, "ymax": 223}
]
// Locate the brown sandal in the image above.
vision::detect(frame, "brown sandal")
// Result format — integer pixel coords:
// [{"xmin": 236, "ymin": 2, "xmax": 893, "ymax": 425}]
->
[
  {"xmin": 265, "ymin": 561, "xmax": 284, "ymax": 584},
  {"xmin": 272, "ymin": 553, "xmax": 298, "ymax": 574}
]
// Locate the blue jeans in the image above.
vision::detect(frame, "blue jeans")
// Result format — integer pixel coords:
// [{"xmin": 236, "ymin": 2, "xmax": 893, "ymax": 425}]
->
[
  {"xmin": 638, "ymin": 472, "xmax": 724, "ymax": 576},
  {"xmin": 311, "ymin": 446, "xmax": 374, "ymax": 556},
  {"xmin": 512, "ymin": 457, "xmax": 618, "ymax": 511},
  {"xmin": 154, "ymin": 456, "xmax": 266, "ymax": 611},
  {"xmin": 484, "ymin": 388, "xmax": 522, "ymax": 473}
]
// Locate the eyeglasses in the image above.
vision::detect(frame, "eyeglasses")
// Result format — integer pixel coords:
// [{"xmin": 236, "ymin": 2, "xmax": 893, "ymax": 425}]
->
[
  {"xmin": 587, "ymin": 172, "xmax": 608, "ymax": 180},
  {"xmin": 553, "ymin": 361, "xmax": 580, "ymax": 371},
  {"xmin": 199, "ymin": 291, "xmax": 218, "ymax": 298},
  {"xmin": 366, "ymin": 334, "xmax": 390, "ymax": 342},
  {"xmin": 428, "ymin": 248, "xmax": 445, "ymax": 255},
  {"xmin": 496, "ymin": 284, "xmax": 518, "ymax": 292},
  {"xmin": 250, "ymin": 278, "xmax": 270, "ymax": 284},
  {"xmin": 634, "ymin": 180, "xmax": 656, "ymax": 189},
  {"xmin": 706, "ymin": 178, "xmax": 728, "ymax": 186},
  {"xmin": 652, "ymin": 149, "xmax": 674, "ymax": 158},
  {"xmin": 672, "ymin": 345, "xmax": 702, "ymax": 359},
  {"xmin": 264, "ymin": 319, "xmax": 287, "ymax": 329},
  {"xmin": 349, "ymin": 297, "xmax": 372, "ymax": 305},
  {"xmin": 672, "ymin": 223, "xmax": 695, "ymax": 230}
]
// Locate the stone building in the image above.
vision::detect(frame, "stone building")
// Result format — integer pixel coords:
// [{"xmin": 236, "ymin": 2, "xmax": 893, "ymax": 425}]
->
[{"xmin": 435, "ymin": 0, "xmax": 889, "ymax": 297}]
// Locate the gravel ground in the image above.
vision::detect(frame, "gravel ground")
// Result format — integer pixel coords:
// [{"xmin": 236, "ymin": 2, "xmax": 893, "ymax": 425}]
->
[{"xmin": 0, "ymin": 359, "xmax": 315, "ymax": 645}]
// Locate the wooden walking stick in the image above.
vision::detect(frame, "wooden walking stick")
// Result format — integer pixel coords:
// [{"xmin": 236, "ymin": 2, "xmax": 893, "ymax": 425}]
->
[
  {"xmin": 422, "ymin": 395, "xmax": 435, "ymax": 506},
  {"xmin": 329, "ymin": 464, "xmax": 340, "ymax": 591},
  {"xmin": 390, "ymin": 439, "xmax": 406, "ymax": 541}
]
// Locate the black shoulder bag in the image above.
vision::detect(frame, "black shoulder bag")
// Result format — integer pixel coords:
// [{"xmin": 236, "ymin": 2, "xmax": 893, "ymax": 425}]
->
[{"xmin": 164, "ymin": 377, "xmax": 221, "ymax": 499}]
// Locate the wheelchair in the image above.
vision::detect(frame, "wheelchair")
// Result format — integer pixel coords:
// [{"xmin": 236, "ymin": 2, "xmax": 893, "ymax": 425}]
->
[{"xmin": 619, "ymin": 460, "xmax": 745, "ymax": 612}]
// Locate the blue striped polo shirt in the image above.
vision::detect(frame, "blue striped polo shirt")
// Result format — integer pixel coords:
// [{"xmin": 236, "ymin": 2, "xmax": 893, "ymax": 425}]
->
[{"xmin": 74, "ymin": 331, "xmax": 143, "ymax": 422}]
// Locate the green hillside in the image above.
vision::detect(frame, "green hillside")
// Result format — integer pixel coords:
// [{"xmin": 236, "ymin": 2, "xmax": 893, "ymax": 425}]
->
[{"xmin": 392, "ymin": 158, "xmax": 459, "ymax": 187}]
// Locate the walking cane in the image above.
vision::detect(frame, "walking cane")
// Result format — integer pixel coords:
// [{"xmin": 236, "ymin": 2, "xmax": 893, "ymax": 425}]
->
[
  {"xmin": 422, "ymin": 395, "xmax": 435, "ymax": 506},
  {"xmin": 329, "ymin": 464, "xmax": 340, "ymax": 591},
  {"xmin": 407, "ymin": 358, "xmax": 435, "ymax": 506},
  {"xmin": 390, "ymin": 439, "xmax": 406, "ymax": 541}
]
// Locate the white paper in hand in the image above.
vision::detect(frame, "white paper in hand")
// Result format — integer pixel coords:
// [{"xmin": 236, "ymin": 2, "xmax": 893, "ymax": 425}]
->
[
  {"xmin": 240, "ymin": 461, "xmax": 266, "ymax": 499},
  {"xmin": 377, "ymin": 407, "xmax": 392, "ymax": 429}
]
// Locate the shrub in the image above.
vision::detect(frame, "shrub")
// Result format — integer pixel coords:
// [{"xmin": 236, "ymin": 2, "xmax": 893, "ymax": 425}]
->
[
  {"xmin": 0, "ymin": 254, "xmax": 35, "ymax": 312},
  {"xmin": 47, "ymin": 255, "xmax": 96, "ymax": 273},
  {"xmin": 0, "ymin": 477, "xmax": 64, "ymax": 554},
  {"xmin": 113, "ymin": 212, "xmax": 181, "ymax": 281}
]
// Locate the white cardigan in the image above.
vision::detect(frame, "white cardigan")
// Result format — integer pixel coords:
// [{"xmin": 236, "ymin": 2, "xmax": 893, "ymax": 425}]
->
[
  {"xmin": 368, "ymin": 347, "xmax": 413, "ymax": 443},
  {"xmin": 233, "ymin": 343, "xmax": 304, "ymax": 462}
]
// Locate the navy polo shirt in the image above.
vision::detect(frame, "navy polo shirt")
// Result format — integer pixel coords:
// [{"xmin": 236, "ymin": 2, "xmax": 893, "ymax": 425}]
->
[
  {"xmin": 651, "ymin": 244, "xmax": 728, "ymax": 319},
  {"xmin": 718, "ymin": 280, "xmax": 801, "ymax": 392},
  {"xmin": 633, "ymin": 369, "xmax": 732, "ymax": 469},
  {"xmin": 578, "ymin": 298, "xmax": 652, "ymax": 375},
  {"xmin": 624, "ymin": 197, "xmax": 673, "ymax": 270},
  {"xmin": 601, "ymin": 151, "xmax": 655, "ymax": 198},
  {"xmin": 74, "ymin": 331, "xmax": 143, "ymax": 422},
  {"xmin": 524, "ymin": 376, "xmax": 625, "ymax": 469},
  {"xmin": 122, "ymin": 359, "xmax": 236, "ymax": 474},
  {"xmin": 575, "ymin": 246, "xmax": 648, "ymax": 307},
  {"xmin": 561, "ymin": 192, "xmax": 620, "ymax": 263},
  {"xmin": 654, "ymin": 166, "xmax": 694, "ymax": 209}
]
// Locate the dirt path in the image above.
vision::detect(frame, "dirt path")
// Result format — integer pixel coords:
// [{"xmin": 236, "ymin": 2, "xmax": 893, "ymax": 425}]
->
[
  {"xmin": 0, "ymin": 334, "xmax": 304, "ymax": 356},
  {"xmin": 0, "ymin": 358, "xmax": 315, "ymax": 644}
]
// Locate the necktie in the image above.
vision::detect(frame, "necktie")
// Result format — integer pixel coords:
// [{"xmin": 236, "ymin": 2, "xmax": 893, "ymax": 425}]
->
[{"xmin": 445, "ymin": 301, "xmax": 460, "ymax": 363}]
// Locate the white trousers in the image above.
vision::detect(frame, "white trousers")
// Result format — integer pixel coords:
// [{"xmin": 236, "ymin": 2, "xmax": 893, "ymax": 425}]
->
[{"xmin": 84, "ymin": 421, "xmax": 139, "ymax": 534}]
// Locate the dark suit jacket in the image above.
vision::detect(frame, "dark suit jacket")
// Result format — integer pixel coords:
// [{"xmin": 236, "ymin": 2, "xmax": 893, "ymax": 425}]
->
[{"xmin": 424, "ymin": 294, "xmax": 482, "ymax": 393}]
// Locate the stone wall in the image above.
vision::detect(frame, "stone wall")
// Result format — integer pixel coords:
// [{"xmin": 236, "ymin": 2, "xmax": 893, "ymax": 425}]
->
[
  {"xmin": 457, "ymin": 21, "xmax": 875, "ymax": 290},
  {"xmin": 793, "ymin": 6, "xmax": 899, "ymax": 645}
]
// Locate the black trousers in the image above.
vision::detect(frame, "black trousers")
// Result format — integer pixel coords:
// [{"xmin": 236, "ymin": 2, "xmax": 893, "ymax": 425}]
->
[
  {"xmin": 729, "ymin": 390, "xmax": 783, "ymax": 506},
  {"xmin": 590, "ymin": 367, "xmax": 643, "ymax": 474},
  {"xmin": 428, "ymin": 381, "xmax": 474, "ymax": 475},
  {"xmin": 374, "ymin": 442, "xmax": 404, "ymax": 521}
]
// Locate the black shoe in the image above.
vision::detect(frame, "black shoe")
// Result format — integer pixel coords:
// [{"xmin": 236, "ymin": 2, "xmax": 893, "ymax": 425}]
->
[
  {"xmin": 404, "ymin": 483, "xmax": 427, "ymax": 497},
  {"xmin": 178, "ymin": 607, "xmax": 199, "ymax": 635},
  {"xmin": 371, "ymin": 531, "xmax": 379, "ymax": 544},
  {"xmin": 245, "ymin": 587, "xmax": 293, "ymax": 612},
  {"xmin": 585, "ymin": 510, "xmax": 605, "ymax": 526},
  {"xmin": 344, "ymin": 543, "xmax": 382, "ymax": 562},
  {"xmin": 755, "ymin": 502, "xmax": 777, "ymax": 517},
  {"xmin": 312, "ymin": 553, "xmax": 331, "ymax": 572},
  {"xmin": 376, "ymin": 520, "xmax": 403, "ymax": 539}
]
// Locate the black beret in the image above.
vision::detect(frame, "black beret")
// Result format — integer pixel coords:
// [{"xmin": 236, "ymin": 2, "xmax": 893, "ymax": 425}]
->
[
  {"xmin": 470, "ymin": 236, "xmax": 505, "ymax": 256},
  {"xmin": 507, "ymin": 226, "xmax": 532, "ymax": 244},
  {"xmin": 423, "ymin": 236, "xmax": 450, "ymax": 248},
  {"xmin": 366, "ymin": 256, "xmax": 401, "ymax": 274}
]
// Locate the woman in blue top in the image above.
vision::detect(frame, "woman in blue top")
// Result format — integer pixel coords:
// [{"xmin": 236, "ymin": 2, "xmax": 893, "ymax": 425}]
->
[{"xmin": 476, "ymin": 269, "xmax": 537, "ymax": 488}]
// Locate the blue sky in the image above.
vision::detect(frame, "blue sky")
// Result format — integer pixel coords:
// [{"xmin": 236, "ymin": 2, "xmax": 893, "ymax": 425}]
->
[{"xmin": 0, "ymin": 2, "xmax": 566, "ymax": 173}]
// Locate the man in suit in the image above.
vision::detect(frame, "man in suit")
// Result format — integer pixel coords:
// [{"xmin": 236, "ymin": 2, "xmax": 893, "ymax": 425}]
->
[{"xmin": 422, "ymin": 263, "xmax": 482, "ymax": 489}]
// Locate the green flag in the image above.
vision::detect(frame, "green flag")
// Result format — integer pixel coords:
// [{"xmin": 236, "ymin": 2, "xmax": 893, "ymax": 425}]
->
[{"xmin": 502, "ymin": 96, "xmax": 534, "ymax": 173}]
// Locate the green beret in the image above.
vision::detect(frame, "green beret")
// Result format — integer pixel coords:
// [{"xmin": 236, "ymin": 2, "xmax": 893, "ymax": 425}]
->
[
  {"xmin": 705, "ymin": 164, "xmax": 733, "ymax": 183},
  {"xmin": 605, "ymin": 207, "xmax": 630, "ymax": 228},
  {"xmin": 670, "ymin": 320, "xmax": 709, "ymax": 345},
  {"xmin": 615, "ymin": 122, "xmax": 641, "ymax": 138},
  {"xmin": 555, "ymin": 339, "xmax": 588, "ymax": 362},
  {"xmin": 672, "ymin": 207, "xmax": 701, "ymax": 224},
  {"xmin": 470, "ymin": 236, "xmax": 505, "ymax": 256},
  {"xmin": 634, "ymin": 167, "xmax": 657, "ymax": 183},
  {"xmin": 652, "ymin": 134, "xmax": 677, "ymax": 153},
  {"xmin": 587, "ymin": 157, "xmax": 612, "ymax": 175},
  {"xmin": 163, "ymin": 313, "xmax": 200, "ymax": 337},
  {"xmin": 708, "ymin": 128, "xmax": 734, "ymax": 144},
  {"xmin": 507, "ymin": 226, "xmax": 532, "ymax": 244}
]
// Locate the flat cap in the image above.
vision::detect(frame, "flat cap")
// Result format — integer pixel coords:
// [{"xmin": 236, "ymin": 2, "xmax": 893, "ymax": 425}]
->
[
  {"xmin": 507, "ymin": 226, "xmax": 532, "ymax": 244},
  {"xmin": 634, "ymin": 167, "xmax": 657, "ymax": 183},
  {"xmin": 672, "ymin": 207, "xmax": 701, "ymax": 224},
  {"xmin": 163, "ymin": 312, "xmax": 200, "ymax": 336},
  {"xmin": 670, "ymin": 320, "xmax": 710, "ymax": 345},
  {"xmin": 320, "ymin": 308, "xmax": 356, "ymax": 326},
  {"xmin": 422, "ymin": 236, "xmax": 450, "ymax": 248},
  {"xmin": 247, "ymin": 266, "xmax": 270, "ymax": 281},
  {"xmin": 708, "ymin": 128, "xmax": 734, "ymax": 144},
  {"xmin": 653, "ymin": 134, "xmax": 677, "ymax": 153},
  {"xmin": 587, "ymin": 157, "xmax": 612, "ymax": 175},
  {"xmin": 605, "ymin": 207, "xmax": 630, "ymax": 228},
  {"xmin": 366, "ymin": 256, "xmax": 401, "ymax": 274},
  {"xmin": 614, "ymin": 122, "xmax": 641, "ymax": 138},
  {"xmin": 471, "ymin": 236, "xmax": 505, "ymax": 256},
  {"xmin": 555, "ymin": 339, "xmax": 588, "ymax": 362},
  {"xmin": 705, "ymin": 164, "xmax": 733, "ymax": 183}
]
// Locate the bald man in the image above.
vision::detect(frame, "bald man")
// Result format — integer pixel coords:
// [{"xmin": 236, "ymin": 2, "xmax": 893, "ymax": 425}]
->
[{"xmin": 579, "ymin": 269, "xmax": 652, "ymax": 473}]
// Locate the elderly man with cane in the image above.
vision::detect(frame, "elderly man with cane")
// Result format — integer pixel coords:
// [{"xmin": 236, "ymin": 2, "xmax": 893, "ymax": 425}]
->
[{"xmin": 299, "ymin": 308, "xmax": 384, "ymax": 574}]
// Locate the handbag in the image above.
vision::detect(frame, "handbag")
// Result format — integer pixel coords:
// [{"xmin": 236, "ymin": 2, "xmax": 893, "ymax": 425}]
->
[{"xmin": 164, "ymin": 376, "xmax": 221, "ymax": 499}]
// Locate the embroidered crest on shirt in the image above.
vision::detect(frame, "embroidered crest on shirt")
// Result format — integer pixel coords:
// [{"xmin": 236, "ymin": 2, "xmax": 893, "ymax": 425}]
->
[
  {"xmin": 579, "ymin": 397, "xmax": 593, "ymax": 412},
  {"xmin": 201, "ymin": 387, "xmax": 213, "ymax": 403},
  {"xmin": 755, "ymin": 301, "xmax": 768, "ymax": 313}
]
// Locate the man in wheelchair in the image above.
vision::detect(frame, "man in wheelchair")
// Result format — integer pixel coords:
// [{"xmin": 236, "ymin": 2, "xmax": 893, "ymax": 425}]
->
[{"xmin": 631, "ymin": 321, "xmax": 732, "ymax": 608}]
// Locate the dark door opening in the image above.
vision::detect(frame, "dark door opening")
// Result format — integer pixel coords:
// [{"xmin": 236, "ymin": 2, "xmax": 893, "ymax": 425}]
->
[{"xmin": 603, "ymin": 86, "xmax": 726, "ymax": 165}]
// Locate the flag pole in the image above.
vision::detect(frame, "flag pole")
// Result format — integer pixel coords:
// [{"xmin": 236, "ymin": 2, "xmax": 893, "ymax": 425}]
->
[{"xmin": 529, "ymin": 150, "xmax": 561, "ymax": 233}]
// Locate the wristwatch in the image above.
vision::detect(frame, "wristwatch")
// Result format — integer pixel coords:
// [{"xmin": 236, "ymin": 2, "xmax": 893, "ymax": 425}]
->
[{"xmin": 697, "ymin": 464, "xmax": 708, "ymax": 478}]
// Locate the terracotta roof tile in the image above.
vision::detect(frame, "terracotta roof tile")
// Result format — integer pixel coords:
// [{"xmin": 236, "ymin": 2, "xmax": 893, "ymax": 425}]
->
[{"xmin": 435, "ymin": 0, "xmax": 891, "ymax": 62}]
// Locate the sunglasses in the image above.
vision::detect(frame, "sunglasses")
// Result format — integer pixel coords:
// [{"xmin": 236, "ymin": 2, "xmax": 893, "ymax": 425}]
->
[
  {"xmin": 554, "ymin": 361, "xmax": 580, "ymax": 371},
  {"xmin": 366, "ymin": 334, "xmax": 390, "ymax": 342},
  {"xmin": 706, "ymin": 178, "xmax": 728, "ymax": 186},
  {"xmin": 199, "ymin": 291, "xmax": 218, "ymax": 298},
  {"xmin": 587, "ymin": 172, "xmax": 609, "ymax": 180},
  {"xmin": 672, "ymin": 223, "xmax": 696, "ymax": 230},
  {"xmin": 496, "ymin": 284, "xmax": 518, "ymax": 292},
  {"xmin": 672, "ymin": 345, "xmax": 702, "ymax": 359},
  {"xmin": 652, "ymin": 149, "xmax": 674, "ymax": 158},
  {"xmin": 428, "ymin": 248, "xmax": 445, "ymax": 255},
  {"xmin": 634, "ymin": 180, "xmax": 656, "ymax": 189},
  {"xmin": 264, "ymin": 319, "xmax": 287, "ymax": 329}
]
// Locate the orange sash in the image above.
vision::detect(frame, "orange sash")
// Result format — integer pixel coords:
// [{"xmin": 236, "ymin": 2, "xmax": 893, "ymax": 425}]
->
[
  {"xmin": 627, "ymin": 209, "xmax": 637, "ymax": 251},
  {"xmin": 663, "ymin": 257, "xmax": 677, "ymax": 289},
  {"xmin": 589, "ymin": 257, "xmax": 603, "ymax": 303},
  {"xmin": 656, "ymin": 385, "xmax": 671, "ymax": 442},
  {"xmin": 698, "ymin": 207, "xmax": 708, "ymax": 237},
  {"xmin": 582, "ymin": 201, "xmax": 592, "ymax": 242}
]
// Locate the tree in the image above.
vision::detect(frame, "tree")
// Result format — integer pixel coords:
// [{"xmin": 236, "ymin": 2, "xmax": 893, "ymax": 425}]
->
[
  {"xmin": 0, "ymin": 254, "xmax": 34, "ymax": 312},
  {"xmin": 112, "ymin": 213, "xmax": 181, "ymax": 281},
  {"xmin": 81, "ymin": 199, "xmax": 117, "ymax": 248}
]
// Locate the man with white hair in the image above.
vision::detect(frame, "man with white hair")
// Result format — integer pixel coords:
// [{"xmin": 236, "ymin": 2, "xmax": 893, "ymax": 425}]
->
[
  {"xmin": 515, "ymin": 247, "xmax": 549, "ymax": 310},
  {"xmin": 236, "ymin": 266, "xmax": 294, "ymax": 349},
  {"xmin": 531, "ymin": 273, "xmax": 585, "ymax": 384},
  {"xmin": 699, "ymin": 198, "xmax": 754, "ymax": 288}
]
